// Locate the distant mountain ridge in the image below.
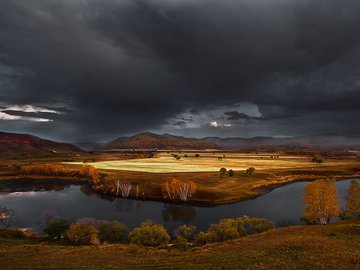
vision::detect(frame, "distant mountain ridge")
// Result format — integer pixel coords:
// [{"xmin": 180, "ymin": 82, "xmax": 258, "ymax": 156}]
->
[
  {"xmin": 102, "ymin": 132, "xmax": 220, "ymax": 150},
  {"xmin": 0, "ymin": 131, "xmax": 83, "ymax": 158},
  {"xmin": 204, "ymin": 135, "xmax": 360, "ymax": 150},
  {"xmin": 103, "ymin": 132, "xmax": 360, "ymax": 150}
]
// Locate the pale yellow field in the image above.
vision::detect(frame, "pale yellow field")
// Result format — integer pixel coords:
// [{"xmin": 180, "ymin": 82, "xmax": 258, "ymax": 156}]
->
[{"xmin": 64, "ymin": 152, "xmax": 331, "ymax": 173}]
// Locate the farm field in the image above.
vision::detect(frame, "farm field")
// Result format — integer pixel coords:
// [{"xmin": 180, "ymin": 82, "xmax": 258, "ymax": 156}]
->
[{"xmin": 65, "ymin": 152, "xmax": 342, "ymax": 173}]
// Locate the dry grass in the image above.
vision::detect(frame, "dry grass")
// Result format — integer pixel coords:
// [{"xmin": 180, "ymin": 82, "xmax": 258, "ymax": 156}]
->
[
  {"xmin": 65, "ymin": 152, "xmax": 331, "ymax": 173},
  {"xmin": 0, "ymin": 219, "xmax": 359, "ymax": 269}
]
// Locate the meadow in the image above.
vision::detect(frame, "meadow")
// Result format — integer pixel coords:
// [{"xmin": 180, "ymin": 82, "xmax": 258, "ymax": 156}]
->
[{"xmin": 65, "ymin": 152, "xmax": 346, "ymax": 173}]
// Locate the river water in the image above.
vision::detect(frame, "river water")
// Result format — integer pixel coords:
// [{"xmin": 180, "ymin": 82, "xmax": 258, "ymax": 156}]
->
[{"xmin": 0, "ymin": 179, "xmax": 355, "ymax": 232}]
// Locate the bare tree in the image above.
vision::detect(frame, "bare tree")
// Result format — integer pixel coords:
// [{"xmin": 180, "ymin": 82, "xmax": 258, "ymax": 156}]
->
[
  {"xmin": 116, "ymin": 180, "xmax": 133, "ymax": 198},
  {"xmin": 178, "ymin": 181, "xmax": 197, "ymax": 202}
]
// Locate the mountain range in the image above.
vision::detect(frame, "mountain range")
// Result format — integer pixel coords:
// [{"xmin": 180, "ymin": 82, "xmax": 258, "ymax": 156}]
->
[
  {"xmin": 2, "ymin": 131, "xmax": 360, "ymax": 158},
  {"xmin": 0, "ymin": 131, "xmax": 82, "ymax": 159},
  {"xmin": 103, "ymin": 132, "xmax": 360, "ymax": 150}
]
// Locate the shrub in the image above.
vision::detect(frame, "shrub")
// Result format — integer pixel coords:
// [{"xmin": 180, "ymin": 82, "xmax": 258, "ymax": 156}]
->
[
  {"xmin": 99, "ymin": 220, "xmax": 127, "ymax": 243},
  {"xmin": 219, "ymin": 168, "xmax": 227, "ymax": 176},
  {"xmin": 173, "ymin": 224, "xmax": 196, "ymax": 250},
  {"xmin": 193, "ymin": 231, "xmax": 216, "ymax": 246},
  {"xmin": 208, "ymin": 219, "xmax": 240, "ymax": 242},
  {"xmin": 195, "ymin": 216, "xmax": 274, "ymax": 245},
  {"xmin": 194, "ymin": 154, "xmax": 200, "ymax": 158},
  {"xmin": 228, "ymin": 169, "xmax": 234, "ymax": 177},
  {"xmin": 246, "ymin": 167, "xmax": 255, "ymax": 175},
  {"xmin": 173, "ymin": 224, "xmax": 196, "ymax": 242},
  {"xmin": 66, "ymin": 219, "xmax": 99, "ymax": 245},
  {"xmin": 128, "ymin": 220, "xmax": 170, "ymax": 247},
  {"xmin": 44, "ymin": 219, "xmax": 69, "ymax": 239},
  {"xmin": 236, "ymin": 216, "xmax": 274, "ymax": 235}
]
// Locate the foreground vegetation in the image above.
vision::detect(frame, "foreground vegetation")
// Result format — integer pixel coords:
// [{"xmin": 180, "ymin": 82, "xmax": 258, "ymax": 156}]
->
[{"xmin": 0, "ymin": 219, "xmax": 359, "ymax": 269}]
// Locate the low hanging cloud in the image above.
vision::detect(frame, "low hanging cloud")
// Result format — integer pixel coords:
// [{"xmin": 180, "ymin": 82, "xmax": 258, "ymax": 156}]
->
[
  {"xmin": 0, "ymin": 111, "xmax": 52, "ymax": 122},
  {"xmin": 0, "ymin": 103, "xmax": 60, "ymax": 122}
]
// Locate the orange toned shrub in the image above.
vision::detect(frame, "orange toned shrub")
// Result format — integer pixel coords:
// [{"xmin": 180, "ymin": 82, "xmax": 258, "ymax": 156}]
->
[
  {"xmin": 21, "ymin": 164, "xmax": 68, "ymax": 176},
  {"xmin": 80, "ymin": 165, "xmax": 100, "ymax": 183}
]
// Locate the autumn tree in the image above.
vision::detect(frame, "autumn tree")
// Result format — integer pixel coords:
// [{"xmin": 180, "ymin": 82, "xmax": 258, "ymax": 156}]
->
[
  {"xmin": 116, "ymin": 180, "xmax": 132, "ymax": 198},
  {"xmin": 162, "ymin": 179, "xmax": 180, "ymax": 200},
  {"xmin": 161, "ymin": 179, "xmax": 197, "ymax": 201},
  {"xmin": 345, "ymin": 180, "xmax": 360, "ymax": 217},
  {"xmin": 80, "ymin": 165, "xmax": 100, "ymax": 184},
  {"xmin": 178, "ymin": 180, "xmax": 197, "ymax": 201},
  {"xmin": 302, "ymin": 179, "xmax": 340, "ymax": 224}
]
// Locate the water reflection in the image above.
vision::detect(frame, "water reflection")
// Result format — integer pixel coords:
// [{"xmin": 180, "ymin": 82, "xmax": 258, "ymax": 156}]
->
[
  {"xmin": 115, "ymin": 199, "xmax": 135, "ymax": 213},
  {"xmin": 162, "ymin": 204, "xmax": 197, "ymax": 223}
]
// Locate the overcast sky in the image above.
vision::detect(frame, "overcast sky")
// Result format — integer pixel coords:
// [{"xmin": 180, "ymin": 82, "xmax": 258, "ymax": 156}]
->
[{"xmin": 1, "ymin": 0, "xmax": 360, "ymax": 142}]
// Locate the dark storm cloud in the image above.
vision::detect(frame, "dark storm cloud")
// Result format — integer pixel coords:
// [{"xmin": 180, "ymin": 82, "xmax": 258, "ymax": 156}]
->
[
  {"xmin": 1, "ymin": 0, "xmax": 360, "ymax": 141},
  {"xmin": 224, "ymin": 111, "xmax": 251, "ymax": 121}
]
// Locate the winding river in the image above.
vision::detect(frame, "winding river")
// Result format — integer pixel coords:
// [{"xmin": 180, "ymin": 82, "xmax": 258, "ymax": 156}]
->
[{"xmin": 0, "ymin": 179, "xmax": 355, "ymax": 232}]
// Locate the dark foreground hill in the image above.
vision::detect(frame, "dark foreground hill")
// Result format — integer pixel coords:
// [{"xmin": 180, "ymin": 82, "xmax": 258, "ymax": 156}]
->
[
  {"xmin": 103, "ymin": 132, "xmax": 220, "ymax": 150},
  {"xmin": 0, "ymin": 131, "xmax": 83, "ymax": 159},
  {"xmin": 0, "ymin": 219, "xmax": 359, "ymax": 269}
]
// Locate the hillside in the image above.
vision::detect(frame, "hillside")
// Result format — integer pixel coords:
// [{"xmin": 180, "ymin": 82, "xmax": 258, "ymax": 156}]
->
[
  {"xmin": 103, "ymin": 132, "xmax": 220, "ymax": 150},
  {"xmin": 205, "ymin": 135, "xmax": 360, "ymax": 150},
  {"xmin": 0, "ymin": 219, "xmax": 359, "ymax": 269},
  {"xmin": 0, "ymin": 131, "xmax": 83, "ymax": 159}
]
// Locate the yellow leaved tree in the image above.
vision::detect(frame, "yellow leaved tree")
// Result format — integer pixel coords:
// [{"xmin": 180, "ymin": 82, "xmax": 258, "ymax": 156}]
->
[
  {"xmin": 345, "ymin": 180, "xmax": 360, "ymax": 217},
  {"xmin": 302, "ymin": 179, "xmax": 340, "ymax": 225},
  {"xmin": 162, "ymin": 178, "xmax": 197, "ymax": 201},
  {"xmin": 80, "ymin": 165, "xmax": 100, "ymax": 184}
]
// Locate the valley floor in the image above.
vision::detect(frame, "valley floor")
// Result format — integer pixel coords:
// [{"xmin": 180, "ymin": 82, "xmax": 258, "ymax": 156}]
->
[
  {"xmin": 1, "ymin": 151, "xmax": 360, "ymax": 205},
  {"xmin": 0, "ymin": 219, "xmax": 359, "ymax": 269}
]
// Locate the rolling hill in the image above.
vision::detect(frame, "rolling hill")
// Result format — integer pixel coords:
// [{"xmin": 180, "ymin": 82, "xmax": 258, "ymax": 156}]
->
[
  {"xmin": 0, "ymin": 131, "xmax": 83, "ymax": 159},
  {"xmin": 204, "ymin": 135, "xmax": 360, "ymax": 150},
  {"xmin": 102, "ymin": 132, "xmax": 220, "ymax": 150}
]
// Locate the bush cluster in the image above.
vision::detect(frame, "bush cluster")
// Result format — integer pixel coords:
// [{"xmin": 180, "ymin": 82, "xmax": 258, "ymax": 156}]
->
[
  {"xmin": 219, "ymin": 168, "xmax": 235, "ymax": 177},
  {"xmin": 128, "ymin": 220, "xmax": 170, "ymax": 247},
  {"xmin": 43, "ymin": 216, "xmax": 274, "ymax": 248},
  {"xmin": 44, "ymin": 218, "xmax": 127, "ymax": 245},
  {"xmin": 194, "ymin": 216, "xmax": 274, "ymax": 245}
]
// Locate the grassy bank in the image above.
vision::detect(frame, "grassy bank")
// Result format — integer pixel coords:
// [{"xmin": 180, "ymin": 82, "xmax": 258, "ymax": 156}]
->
[
  {"xmin": 0, "ymin": 219, "xmax": 359, "ymax": 269},
  {"xmin": 1, "ymin": 152, "xmax": 360, "ymax": 205}
]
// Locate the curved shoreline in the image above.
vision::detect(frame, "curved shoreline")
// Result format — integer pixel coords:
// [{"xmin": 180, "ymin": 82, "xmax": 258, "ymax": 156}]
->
[{"xmin": 0, "ymin": 173, "xmax": 358, "ymax": 206}]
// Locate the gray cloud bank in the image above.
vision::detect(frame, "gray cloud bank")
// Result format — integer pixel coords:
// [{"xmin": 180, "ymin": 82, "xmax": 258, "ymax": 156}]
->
[{"xmin": 1, "ymin": 0, "xmax": 360, "ymax": 142}]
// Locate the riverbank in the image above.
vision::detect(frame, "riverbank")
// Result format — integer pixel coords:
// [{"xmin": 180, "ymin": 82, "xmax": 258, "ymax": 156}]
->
[
  {"xmin": 0, "ymin": 219, "xmax": 359, "ymax": 269},
  {"xmin": 1, "ymin": 152, "xmax": 360, "ymax": 205}
]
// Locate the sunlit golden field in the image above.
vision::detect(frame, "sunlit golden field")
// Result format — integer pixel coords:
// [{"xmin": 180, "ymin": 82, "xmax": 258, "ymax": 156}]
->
[{"xmin": 65, "ymin": 152, "xmax": 348, "ymax": 173}]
